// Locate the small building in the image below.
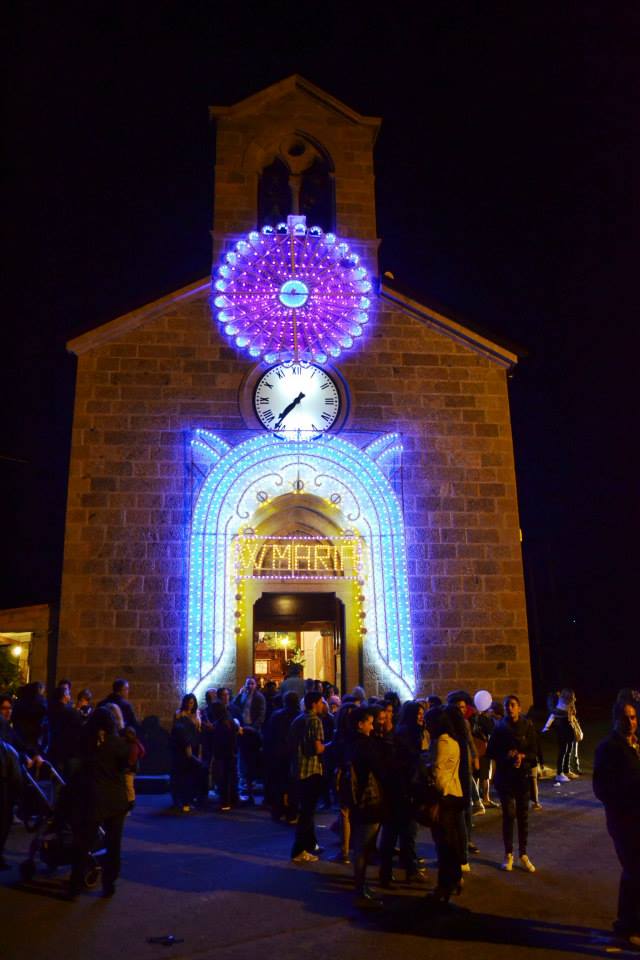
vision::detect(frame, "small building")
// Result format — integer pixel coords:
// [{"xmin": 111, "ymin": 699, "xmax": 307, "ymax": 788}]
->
[{"xmin": 58, "ymin": 76, "xmax": 532, "ymax": 721}]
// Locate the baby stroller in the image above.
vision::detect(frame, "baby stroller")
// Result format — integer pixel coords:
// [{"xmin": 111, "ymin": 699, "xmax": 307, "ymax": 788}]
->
[{"xmin": 18, "ymin": 760, "xmax": 105, "ymax": 887}]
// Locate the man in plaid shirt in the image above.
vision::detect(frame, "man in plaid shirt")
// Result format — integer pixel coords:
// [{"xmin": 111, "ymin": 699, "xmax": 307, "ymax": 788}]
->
[{"xmin": 289, "ymin": 691, "xmax": 325, "ymax": 863}]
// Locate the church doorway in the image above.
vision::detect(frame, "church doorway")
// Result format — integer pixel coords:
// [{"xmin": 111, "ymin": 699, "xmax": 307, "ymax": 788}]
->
[{"xmin": 253, "ymin": 592, "xmax": 346, "ymax": 690}]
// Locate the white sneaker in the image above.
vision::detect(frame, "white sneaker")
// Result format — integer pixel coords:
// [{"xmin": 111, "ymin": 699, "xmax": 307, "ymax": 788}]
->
[
  {"xmin": 461, "ymin": 862, "xmax": 471, "ymax": 873},
  {"xmin": 472, "ymin": 801, "xmax": 486, "ymax": 815},
  {"xmin": 519, "ymin": 855, "xmax": 536, "ymax": 873},
  {"xmin": 501, "ymin": 854, "xmax": 514, "ymax": 871},
  {"xmin": 555, "ymin": 774, "xmax": 570, "ymax": 783}
]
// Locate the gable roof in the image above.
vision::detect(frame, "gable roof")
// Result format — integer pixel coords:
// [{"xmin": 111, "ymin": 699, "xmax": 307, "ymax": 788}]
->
[
  {"xmin": 66, "ymin": 278, "xmax": 211, "ymax": 356},
  {"xmin": 380, "ymin": 281, "xmax": 522, "ymax": 368},
  {"xmin": 209, "ymin": 75, "xmax": 381, "ymax": 139},
  {"xmin": 67, "ymin": 275, "xmax": 520, "ymax": 368}
]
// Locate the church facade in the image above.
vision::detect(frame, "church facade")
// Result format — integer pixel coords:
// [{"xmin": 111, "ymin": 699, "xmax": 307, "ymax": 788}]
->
[{"xmin": 58, "ymin": 77, "xmax": 532, "ymax": 720}]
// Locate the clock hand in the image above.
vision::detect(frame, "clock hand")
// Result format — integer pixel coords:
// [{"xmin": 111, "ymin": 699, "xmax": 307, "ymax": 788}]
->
[{"xmin": 274, "ymin": 392, "xmax": 305, "ymax": 430}]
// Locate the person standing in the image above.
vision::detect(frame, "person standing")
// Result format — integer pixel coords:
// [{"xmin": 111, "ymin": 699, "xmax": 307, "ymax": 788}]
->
[
  {"xmin": 487, "ymin": 694, "xmax": 537, "ymax": 873},
  {"xmin": 263, "ymin": 691, "xmax": 301, "ymax": 822},
  {"xmin": 98, "ymin": 679, "xmax": 139, "ymax": 731},
  {"xmin": 46, "ymin": 683, "xmax": 85, "ymax": 780},
  {"xmin": 209, "ymin": 701, "xmax": 239, "ymax": 811},
  {"xmin": 288, "ymin": 691, "xmax": 325, "ymax": 863},
  {"xmin": 380, "ymin": 700, "xmax": 427, "ymax": 886},
  {"xmin": 593, "ymin": 698, "xmax": 640, "ymax": 948},
  {"xmin": 346, "ymin": 706, "xmax": 386, "ymax": 908},
  {"xmin": 231, "ymin": 677, "xmax": 266, "ymax": 804},
  {"xmin": 68, "ymin": 707, "xmax": 130, "ymax": 898},
  {"xmin": 542, "ymin": 688, "xmax": 577, "ymax": 784},
  {"xmin": 425, "ymin": 704, "xmax": 469, "ymax": 905}
]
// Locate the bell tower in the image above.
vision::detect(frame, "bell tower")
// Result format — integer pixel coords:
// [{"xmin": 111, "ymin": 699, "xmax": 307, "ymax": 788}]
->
[{"xmin": 209, "ymin": 75, "xmax": 382, "ymax": 272}]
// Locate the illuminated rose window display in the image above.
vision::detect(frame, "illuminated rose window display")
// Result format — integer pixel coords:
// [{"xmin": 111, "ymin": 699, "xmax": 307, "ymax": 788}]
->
[{"xmin": 212, "ymin": 215, "xmax": 372, "ymax": 363}]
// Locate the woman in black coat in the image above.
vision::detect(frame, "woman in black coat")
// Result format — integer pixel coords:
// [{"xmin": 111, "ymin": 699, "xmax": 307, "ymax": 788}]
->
[{"xmin": 69, "ymin": 707, "xmax": 130, "ymax": 898}]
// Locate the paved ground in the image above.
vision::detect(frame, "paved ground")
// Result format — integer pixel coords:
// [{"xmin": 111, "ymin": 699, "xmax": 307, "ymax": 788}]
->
[{"xmin": 0, "ymin": 769, "xmax": 630, "ymax": 960}]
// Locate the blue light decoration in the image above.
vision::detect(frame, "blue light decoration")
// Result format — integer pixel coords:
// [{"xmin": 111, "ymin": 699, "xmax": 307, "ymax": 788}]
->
[
  {"xmin": 187, "ymin": 430, "xmax": 415, "ymax": 702},
  {"xmin": 211, "ymin": 215, "xmax": 372, "ymax": 363}
]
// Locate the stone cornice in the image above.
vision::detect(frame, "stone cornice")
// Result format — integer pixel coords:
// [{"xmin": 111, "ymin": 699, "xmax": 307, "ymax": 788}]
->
[
  {"xmin": 66, "ymin": 278, "xmax": 211, "ymax": 356},
  {"xmin": 210, "ymin": 75, "xmax": 381, "ymax": 141},
  {"xmin": 380, "ymin": 285, "xmax": 520, "ymax": 368}
]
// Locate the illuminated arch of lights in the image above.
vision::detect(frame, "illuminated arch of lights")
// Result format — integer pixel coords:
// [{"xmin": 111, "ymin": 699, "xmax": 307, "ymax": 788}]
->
[{"xmin": 187, "ymin": 431, "xmax": 415, "ymax": 701}]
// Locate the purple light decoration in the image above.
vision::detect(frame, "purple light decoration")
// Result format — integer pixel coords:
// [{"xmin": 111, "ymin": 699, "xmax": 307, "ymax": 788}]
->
[{"xmin": 212, "ymin": 215, "xmax": 372, "ymax": 363}]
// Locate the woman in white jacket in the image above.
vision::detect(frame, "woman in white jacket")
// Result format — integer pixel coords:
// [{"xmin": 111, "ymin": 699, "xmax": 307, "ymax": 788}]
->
[{"xmin": 426, "ymin": 705, "xmax": 470, "ymax": 904}]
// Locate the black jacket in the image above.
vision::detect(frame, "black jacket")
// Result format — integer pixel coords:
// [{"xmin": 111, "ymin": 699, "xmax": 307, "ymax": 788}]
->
[
  {"xmin": 231, "ymin": 690, "xmax": 266, "ymax": 730},
  {"xmin": 264, "ymin": 706, "xmax": 300, "ymax": 763},
  {"xmin": 487, "ymin": 717, "xmax": 537, "ymax": 791},
  {"xmin": 71, "ymin": 731, "xmax": 129, "ymax": 822},
  {"xmin": 97, "ymin": 694, "xmax": 138, "ymax": 731},
  {"xmin": 593, "ymin": 732, "xmax": 640, "ymax": 815},
  {"xmin": 46, "ymin": 702, "xmax": 85, "ymax": 768}
]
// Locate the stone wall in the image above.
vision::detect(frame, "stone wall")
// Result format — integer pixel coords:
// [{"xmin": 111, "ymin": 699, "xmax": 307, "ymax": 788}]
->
[
  {"xmin": 58, "ymin": 291, "xmax": 531, "ymax": 723},
  {"xmin": 341, "ymin": 299, "xmax": 531, "ymax": 703}
]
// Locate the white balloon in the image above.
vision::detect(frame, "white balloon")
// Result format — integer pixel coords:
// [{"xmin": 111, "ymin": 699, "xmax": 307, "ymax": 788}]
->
[{"xmin": 474, "ymin": 689, "xmax": 492, "ymax": 713}]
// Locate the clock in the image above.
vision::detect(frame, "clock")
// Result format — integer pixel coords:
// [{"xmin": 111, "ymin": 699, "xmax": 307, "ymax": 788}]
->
[
  {"xmin": 212, "ymin": 215, "xmax": 372, "ymax": 365},
  {"xmin": 253, "ymin": 363, "xmax": 341, "ymax": 438}
]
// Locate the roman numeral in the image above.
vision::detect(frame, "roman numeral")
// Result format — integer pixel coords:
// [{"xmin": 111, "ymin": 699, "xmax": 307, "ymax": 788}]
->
[
  {"xmin": 321, "ymin": 382, "xmax": 331, "ymax": 390},
  {"xmin": 263, "ymin": 381, "xmax": 273, "ymax": 389},
  {"xmin": 258, "ymin": 397, "xmax": 269, "ymax": 404},
  {"xmin": 263, "ymin": 411, "xmax": 275, "ymax": 423},
  {"xmin": 325, "ymin": 397, "xmax": 337, "ymax": 405},
  {"xmin": 321, "ymin": 412, "xmax": 332, "ymax": 422},
  {"xmin": 276, "ymin": 369, "xmax": 285, "ymax": 380},
  {"xmin": 292, "ymin": 364, "xmax": 301, "ymax": 375}
]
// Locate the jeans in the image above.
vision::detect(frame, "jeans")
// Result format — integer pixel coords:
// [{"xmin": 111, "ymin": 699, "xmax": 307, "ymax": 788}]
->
[
  {"xmin": 498, "ymin": 786, "xmax": 530, "ymax": 855},
  {"xmin": 556, "ymin": 731, "xmax": 574, "ymax": 775},
  {"xmin": 351, "ymin": 818, "xmax": 380, "ymax": 893},
  {"xmin": 291, "ymin": 774, "xmax": 323, "ymax": 857},
  {"xmin": 379, "ymin": 812, "xmax": 418, "ymax": 881}
]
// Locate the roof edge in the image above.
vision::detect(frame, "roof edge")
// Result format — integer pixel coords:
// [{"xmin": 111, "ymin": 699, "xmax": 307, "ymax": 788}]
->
[
  {"xmin": 380, "ymin": 285, "xmax": 520, "ymax": 368},
  {"xmin": 66, "ymin": 278, "xmax": 211, "ymax": 356},
  {"xmin": 210, "ymin": 75, "xmax": 381, "ymax": 134}
]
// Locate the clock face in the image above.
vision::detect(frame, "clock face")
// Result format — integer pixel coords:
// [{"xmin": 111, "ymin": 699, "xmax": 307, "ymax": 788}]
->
[{"xmin": 253, "ymin": 364, "xmax": 341, "ymax": 438}]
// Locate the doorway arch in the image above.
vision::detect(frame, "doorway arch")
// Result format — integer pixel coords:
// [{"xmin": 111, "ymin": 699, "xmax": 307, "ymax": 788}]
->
[{"xmin": 187, "ymin": 431, "xmax": 415, "ymax": 700}]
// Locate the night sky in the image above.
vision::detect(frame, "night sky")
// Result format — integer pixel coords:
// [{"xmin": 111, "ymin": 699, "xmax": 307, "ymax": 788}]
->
[{"xmin": 3, "ymin": 4, "xmax": 638, "ymax": 704}]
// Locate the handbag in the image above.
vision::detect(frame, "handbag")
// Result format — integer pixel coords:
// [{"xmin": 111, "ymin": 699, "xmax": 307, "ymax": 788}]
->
[
  {"xmin": 409, "ymin": 752, "xmax": 440, "ymax": 827},
  {"xmin": 570, "ymin": 716, "xmax": 584, "ymax": 742}
]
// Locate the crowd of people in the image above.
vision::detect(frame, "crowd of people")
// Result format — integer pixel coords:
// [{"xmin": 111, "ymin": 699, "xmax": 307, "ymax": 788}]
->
[{"xmin": 0, "ymin": 672, "xmax": 639, "ymax": 943}]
